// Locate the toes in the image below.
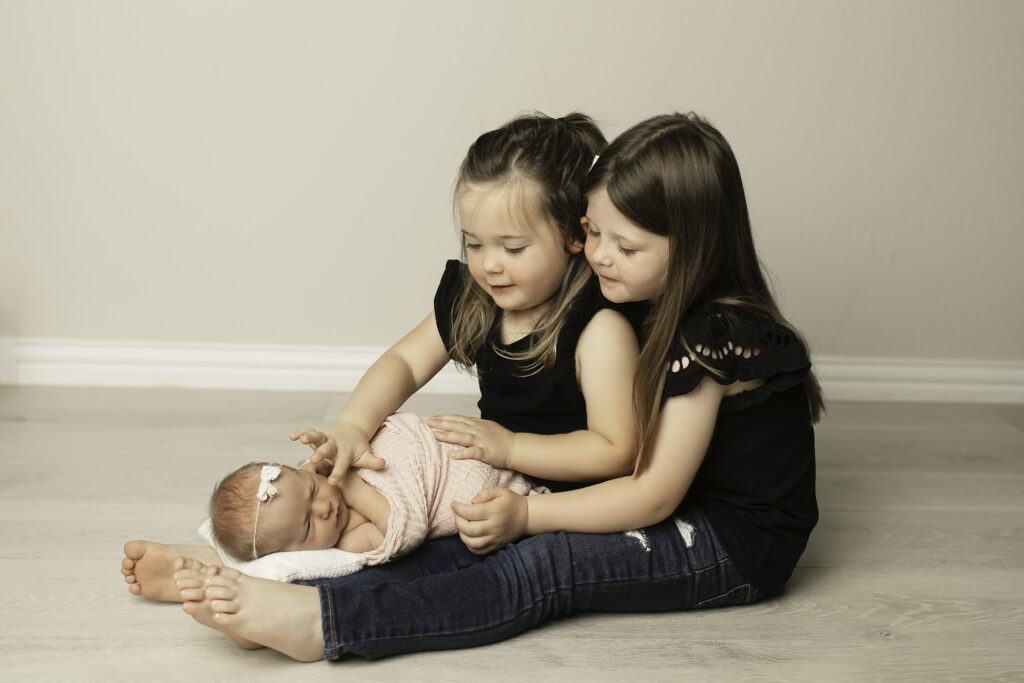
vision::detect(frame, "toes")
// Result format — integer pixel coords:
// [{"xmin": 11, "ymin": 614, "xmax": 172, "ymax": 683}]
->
[
  {"xmin": 122, "ymin": 557, "xmax": 136, "ymax": 571},
  {"xmin": 129, "ymin": 583, "xmax": 142, "ymax": 595},
  {"xmin": 210, "ymin": 598, "xmax": 239, "ymax": 615},
  {"xmin": 174, "ymin": 556, "xmax": 204, "ymax": 572},
  {"xmin": 124, "ymin": 573, "xmax": 137, "ymax": 584},
  {"xmin": 174, "ymin": 573, "xmax": 204, "ymax": 591},
  {"xmin": 204, "ymin": 585, "xmax": 237, "ymax": 602},
  {"xmin": 204, "ymin": 564, "xmax": 241, "ymax": 581},
  {"xmin": 123, "ymin": 540, "xmax": 146, "ymax": 560},
  {"xmin": 173, "ymin": 569, "xmax": 202, "ymax": 586},
  {"xmin": 178, "ymin": 587, "xmax": 206, "ymax": 602}
]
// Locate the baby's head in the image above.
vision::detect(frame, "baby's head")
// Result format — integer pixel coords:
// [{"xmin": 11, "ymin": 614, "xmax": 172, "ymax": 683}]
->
[{"xmin": 209, "ymin": 462, "xmax": 350, "ymax": 561}]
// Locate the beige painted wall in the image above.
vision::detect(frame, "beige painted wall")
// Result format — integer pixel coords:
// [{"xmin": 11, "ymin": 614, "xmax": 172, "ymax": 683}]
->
[{"xmin": 1, "ymin": 0, "xmax": 1021, "ymax": 361}]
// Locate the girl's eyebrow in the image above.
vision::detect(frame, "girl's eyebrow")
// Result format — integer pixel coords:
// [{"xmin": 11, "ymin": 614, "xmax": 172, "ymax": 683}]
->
[
  {"xmin": 585, "ymin": 218, "xmax": 641, "ymax": 246},
  {"xmin": 462, "ymin": 229, "xmax": 527, "ymax": 240}
]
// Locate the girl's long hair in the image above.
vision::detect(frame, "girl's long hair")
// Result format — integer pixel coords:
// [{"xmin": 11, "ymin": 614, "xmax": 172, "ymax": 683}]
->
[
  {"xmin": 449, "ymin": 112, "xmax": 606, "ymax": 372},
  {"xmin": 586, "ymin": 113, "xmax": 823, "ymax": 472}
]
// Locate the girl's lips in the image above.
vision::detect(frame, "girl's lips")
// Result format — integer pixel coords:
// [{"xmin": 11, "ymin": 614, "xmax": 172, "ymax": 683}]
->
[{"xmin": 597, "ymin": 273, "xmax": 618, "ymax": 285}]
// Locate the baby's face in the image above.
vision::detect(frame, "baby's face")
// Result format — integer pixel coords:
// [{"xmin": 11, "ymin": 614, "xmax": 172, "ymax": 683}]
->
[{"xmin": 258, "ymin": 467, "xmax": 350, "ymax": 552}]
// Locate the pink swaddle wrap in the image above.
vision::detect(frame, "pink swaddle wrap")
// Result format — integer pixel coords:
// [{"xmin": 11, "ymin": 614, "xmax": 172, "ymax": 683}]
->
[{"xmin": 356, "ymin": 413, "xmax": 547, "ymax": 566}]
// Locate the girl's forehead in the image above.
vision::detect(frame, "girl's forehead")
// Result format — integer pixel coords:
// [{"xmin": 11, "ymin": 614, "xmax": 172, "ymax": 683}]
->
[
  {"xmin": 586, "ymin": 188, "xmax": 647, "ymax": 237},
  {"xmin": 458, "ymin": 181, "xmax": 549, "ymax": 235}
]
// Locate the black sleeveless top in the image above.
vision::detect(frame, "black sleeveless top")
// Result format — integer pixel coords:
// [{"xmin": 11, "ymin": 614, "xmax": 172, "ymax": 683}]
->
[
  {"xmin": 664, "ymin": 303, "xmax": 818, "ymax": 596},
  {"xmin": 433, "ymin": 260, "xmax": 622, "ymax": 492}
]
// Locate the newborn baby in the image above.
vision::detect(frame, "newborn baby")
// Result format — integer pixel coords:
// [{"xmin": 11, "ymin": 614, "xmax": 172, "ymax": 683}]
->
[{"xmin": 210, "ymin": 413, "xmax": 545, "ymax": 566}]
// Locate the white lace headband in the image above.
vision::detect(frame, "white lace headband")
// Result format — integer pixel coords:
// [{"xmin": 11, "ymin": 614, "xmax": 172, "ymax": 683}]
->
[{"xmin": 251, "ymin": 464, "xmax": 282, "ymax": 560}]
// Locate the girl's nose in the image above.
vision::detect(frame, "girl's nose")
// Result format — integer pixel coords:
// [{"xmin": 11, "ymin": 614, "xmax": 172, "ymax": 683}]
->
[
  {"xmin": 482, "ymin": 251, "xmax": 503, "ymax": 274},
  {"xmin": 589, "ymin": 240, "xmax": 613, "ymax": 266}
]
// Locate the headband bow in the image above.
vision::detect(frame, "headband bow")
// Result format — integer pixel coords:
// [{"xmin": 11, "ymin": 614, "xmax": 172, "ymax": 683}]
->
[
  {"xmin": 251, "ymin": 464, "xmax": 283, "ymax": 559},
  {"xmin": 256, "ymin": 464, "xmax": 282, "ymax": 502}
]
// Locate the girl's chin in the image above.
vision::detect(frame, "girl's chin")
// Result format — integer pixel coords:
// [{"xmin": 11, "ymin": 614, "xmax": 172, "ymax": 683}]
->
[{"xmin": 597, "ymin": 284, "xmax": 632, "ymax": 304}]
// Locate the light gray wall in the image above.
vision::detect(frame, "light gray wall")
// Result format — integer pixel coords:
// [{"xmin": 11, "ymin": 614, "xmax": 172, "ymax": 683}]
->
[{"xmin": 2, "ymin": 0, "xmax": 1021, "ymax": 361}]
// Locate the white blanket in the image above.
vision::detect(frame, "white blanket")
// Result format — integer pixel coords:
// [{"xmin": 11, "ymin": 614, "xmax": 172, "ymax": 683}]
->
[{"xmin": 198, "ymin": 518, "xmax": 366, "ymax": 582}]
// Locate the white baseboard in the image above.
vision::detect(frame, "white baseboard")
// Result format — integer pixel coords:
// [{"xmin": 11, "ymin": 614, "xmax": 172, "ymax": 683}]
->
[
  {"xmin": 2, "ymin": 337, "xmax": 1023, "ymax": 403},
  {"xmin": 0, "ymin": 338, "xmax": 479, "ymax": 394}
]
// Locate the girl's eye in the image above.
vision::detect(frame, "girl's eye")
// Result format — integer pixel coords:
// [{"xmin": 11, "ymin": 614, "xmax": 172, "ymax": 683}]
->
[
  {"xmin": 505, "ymin": 246, "xmax": 526, "ymax": 255},
  {"xmin": 618, "ymin": 247, "xmax": 637, "ymax": 256},
  {"xmin": 587, "ymin": 228, "xmax": 600, "ymax": 238},
  {"xmin": 465, "ymin": 242, "xmax": 482, "ymax": 251}
]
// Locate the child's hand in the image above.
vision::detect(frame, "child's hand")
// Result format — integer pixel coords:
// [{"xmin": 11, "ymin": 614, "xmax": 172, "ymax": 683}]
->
[
  {"xmin": 427, "ymin": 415, "xmax": 515, "ymax": 469},
  {"xmin": 450, "ymin": 487, "xmax": 528, "ymax": 554},
  {"xmin": 296, "ymin": 457, "xmax": 334, "ymax": 477},
  {"xmin": 289, "ymin": 423, "xmax": 385, "ymax": 485}
]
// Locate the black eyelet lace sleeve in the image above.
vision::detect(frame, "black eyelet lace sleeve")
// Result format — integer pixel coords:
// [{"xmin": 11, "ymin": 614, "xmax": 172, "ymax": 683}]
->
[{"xmin": 663, "ymin": 304, "xmax": 812, "ymax": 411}]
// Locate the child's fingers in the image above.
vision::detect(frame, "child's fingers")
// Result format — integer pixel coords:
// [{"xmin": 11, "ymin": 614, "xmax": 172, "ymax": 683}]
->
[
  {"xmin": 471, "ymin": 487, "xmax": 502, "ymax": 505},
  {"xmin": 453, "ymin": 511, "xmax": 488, "ymax": 537},
  {"xmin": 451, "ymin": 499, "xmax": 491, "ymax": 522},
  {"xmin": 428, "ymin": 414, "xmax": 471, "ymax": 426},
  {"xmin": 313, "ymin": 458, "xmax": 335, "ymax": 476},
  {"xmin": 316, "ymin": 441, "xmax": 338, "ymax": 458},
  {"xmin": 450, "ymin": 446, "xmax": 482, "ymax": 461},
  {"xmin": 428, "ymin": 415, "xmax": 482, "ymax": 434},
  {"xmin": 290, "ymin": 427, "xmax": 316, "ymax": 439},
  {"xmin": 458, "ymin": 531, "xmax": 490, "ymax": 554},
  {"xmin": 353, "ymin": 450, "xmax": 385, "ymax": 470},
  {"xmin": 431, "ymin": 427, "xmax": 475, "ymax": 447},
  {"xmin": 458, "ymin": 531, "xmax": 492, "ymax": 554},
  {"xmin": 327, "ymin": 461, "xmax": 348, "ymax": 486},
  {"xmin": 303, "ymin": 432, "xmax": 327, "ymax": 448},
  {"xmin": 310, "ymin": 441, "xmax": 337, "ymax": 464}
]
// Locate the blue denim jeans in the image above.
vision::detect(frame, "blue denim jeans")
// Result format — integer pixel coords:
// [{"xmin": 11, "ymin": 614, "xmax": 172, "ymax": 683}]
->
[{"xmin": 309, "ymin": 503, "xmax": 758, "ymax": 660}]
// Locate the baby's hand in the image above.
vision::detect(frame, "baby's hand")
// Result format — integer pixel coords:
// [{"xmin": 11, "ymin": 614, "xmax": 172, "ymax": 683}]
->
[
  {"xmin": 427, "ymin": 415, "xmax": 515, "ymax": 470},
  {"xmin": 289, "ymin": 423, "xmax": 384, "ymax": 485},
  {"xmin": 450, "ymin": 487, "xmax": 528, "ymax": 554}
]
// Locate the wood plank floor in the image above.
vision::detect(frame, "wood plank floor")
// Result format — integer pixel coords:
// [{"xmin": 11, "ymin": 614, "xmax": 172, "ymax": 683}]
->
[{"xmin": 1, "ymin": 386, "xmax": 1021, "ymax": 681}]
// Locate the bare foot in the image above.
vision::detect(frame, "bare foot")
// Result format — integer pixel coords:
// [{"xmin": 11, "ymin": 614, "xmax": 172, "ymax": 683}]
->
[
  {"xmin": 122, "ymin": 540, "xmax": 221, "ymax": 602},
  {"xmin": 173, "ymin": 557, "xmax": 324, "ymax": 662},
  {"xmin": 175, "ymin": 558, "xmax": 262, "ymax": 651}
]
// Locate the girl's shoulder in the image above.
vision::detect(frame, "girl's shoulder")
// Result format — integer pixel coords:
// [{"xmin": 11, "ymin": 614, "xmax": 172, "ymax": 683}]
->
[
  {"xmin": 433, "ymin": 260, "xmax": 468, "ymax": 346},
  {"xmin": 664, "ymin": 302, "xmax": 811, "ymax": 401},
  {"xmin": 435, "ymin": 259, "xmax": 465, "ymax": 303},
  {"xmin": 560, "ymin": 275, "xmax": 646, "ymax": 358}
]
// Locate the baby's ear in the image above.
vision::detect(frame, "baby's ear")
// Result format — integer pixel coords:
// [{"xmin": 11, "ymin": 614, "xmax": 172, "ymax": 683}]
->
[{"xmin": 567, "ymin": 237, "xmax": 584, "ymax": 254}]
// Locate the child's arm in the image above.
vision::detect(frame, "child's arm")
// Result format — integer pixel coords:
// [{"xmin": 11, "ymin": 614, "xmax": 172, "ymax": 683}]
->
[
  {"xmin": 452, "ymin": 376, "xmax": 724, "ymax": 553},
  {"xmin": 429, "ymin": 308, "xmax": 639, "ymax": 481},
  {"xmin": 292, "ymin": 312, "xmax": 451, "ymax": 484},
  {"xmin": 337, "ymin": 519, "xmax": 386, "ymax": 554}
]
